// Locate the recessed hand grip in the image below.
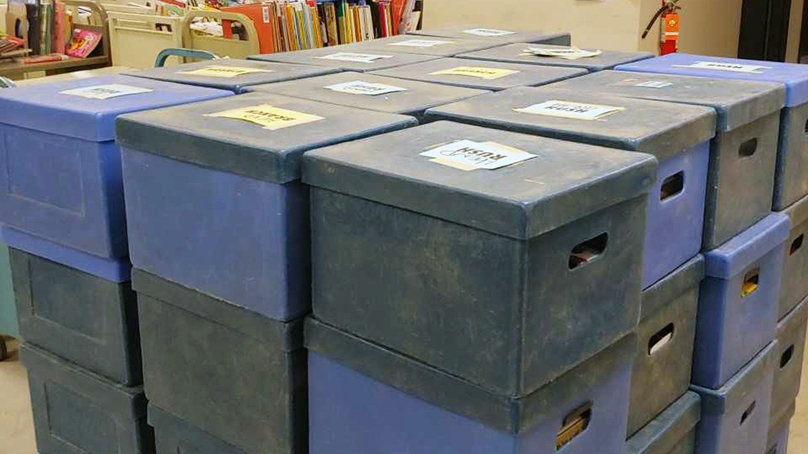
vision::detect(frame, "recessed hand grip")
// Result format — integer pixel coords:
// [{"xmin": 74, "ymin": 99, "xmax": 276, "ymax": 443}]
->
[
  {"xmin": 660, "ymin": 171, "xmax": 685, "ymax": 201},
  {"xmin": 781, "ymin": 345, "xmax": 795, "ymax": 369},
  {"xmin": 741, "ymin": 269, "xmax": 760, "ymax": 298},
  {"xmin": 791, "ymin": 234, "xmax": 804, "ymax": 256},
  {"xmin": 556, "ymin": 402, "xmax": 592, "ymax": 450},
  {"xmin": 740, "ymin": 401, "xmax": 756, "ymax": 426},
  {"xmin": 569, "ymin": 233, "xmax": 608, "ymax": 270},
  {"xmin": 738, "ymin": 138, "xmax": 758, "ymax": 158},
  {"xmin": 648, "ymin": 323, "xmax": 675, "ymax": 355}
]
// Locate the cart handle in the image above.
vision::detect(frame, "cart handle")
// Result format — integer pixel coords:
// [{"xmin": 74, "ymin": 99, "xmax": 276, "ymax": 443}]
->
[
  {"xmin": 155, "ymin": 48, "xmax": 220, "ymax": 67},
  {"xmin": 0, "ymin": 77, "xmax": 16, "ymax": 89}
]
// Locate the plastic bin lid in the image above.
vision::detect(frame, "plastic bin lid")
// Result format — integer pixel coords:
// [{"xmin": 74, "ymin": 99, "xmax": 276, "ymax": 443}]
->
[
  {"xmin": 249, "ymin": 48, "xmax": 440, "ymax": 72},
  {"xmin": 370, "ymin": 57, "xmax": 587, "ymax": 92},
  {"xmin": 245, "ymin": 72, "xmax": 490, "ymax": 116},
  {"xmin": 691, "ymin": 341, "xmax": 777, "ymax": 415},
  {"xmin": 1, "ymin": 226, "xmax": 131, "ymax": 283},
  {"xmin": 426, "ymin": 86, "xmax": 717, "ymax": 161},
  {"xmin": 306, "ymin": 316, "xmax": 636, "ymax": 435},
  {"xmin": 132, "ymin": 269, "xmax": 304, "ymax": 352},
  {"xmin": 303, "ymin": 121, "xmax": 656, "ymax": 240},
  {"xmin": 625, "ymin": 392, "xmax": 701, "ymax": 454},
  {"xmin": 409, "ymin": 26, "xmax": 570, "ymax": 45},
  {"xmin": 778, "ymin": 295, "xmax": 808, "ymax": 342},
  {"xmin": 547, "ymin": 70, "xmax": 785, "ymax": 132},
  {"xmin": 641, "ymin": 255, "xmax": 705, "ymax": 322},
  {"xmin": 0, "ymin": 75, "xmax": 231, "ymax": 142},
  {"xmin": 784, "ymin": 190, "xmax": 808, "ymax": 229},
  {"xmin": 616, "ymin": 54, "xmax": 808, "ymax": 108},
  {"xmin": 338, "ymin": 35, "xmax": 503, "ymax": 57},
  {"xmin": 458, "ymin": 43, "xmax": 654, "ymax": 72},
  {"xmin": 123, "ymin": 59, "xmax": 341, "ymax": 93},
  {"xmin": 116, "ymin": 92, "xmax": 417, "ymax": 184},
  {"xmin": 704, "ymin": 213, "xmax": 790, "ymax": 279}
]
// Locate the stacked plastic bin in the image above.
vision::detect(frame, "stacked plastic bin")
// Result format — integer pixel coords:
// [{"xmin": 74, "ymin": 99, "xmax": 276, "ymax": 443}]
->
[
  {"xmin": 116, "ymin": 92, "xmax": 416, "ymax": 454},
  {"xmin": 615, "ymin": 54, "xmax": 808, "ymax": 454},
  {"xmin": 299, "ymin": 119, "xmax": 657, "ymax": 454},
  {"xmin": 0, "ymin": 75, "xmax": 231, "ymax": 454},
  {"xmin": 457, "ymin": 43, "xmax": 654, "ymax": 72}
]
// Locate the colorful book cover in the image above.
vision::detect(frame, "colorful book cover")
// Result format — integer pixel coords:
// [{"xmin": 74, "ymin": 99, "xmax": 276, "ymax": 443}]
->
[
  {"xmin": 324, "ymin": 2, "xmax": 338, "ymax": 46},
  {"xmin": 52, "ymin": 0, "xmax": 67, "ymax": 54},
  {"xmin": 65, "ymin": 28, "xmax": 101, "ymax": 58}
]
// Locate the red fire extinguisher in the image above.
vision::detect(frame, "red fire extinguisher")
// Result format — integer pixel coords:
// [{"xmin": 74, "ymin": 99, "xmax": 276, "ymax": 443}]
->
[{"xmin": 643, "ymin": 0, "xmax": 682, "ymax": 55}]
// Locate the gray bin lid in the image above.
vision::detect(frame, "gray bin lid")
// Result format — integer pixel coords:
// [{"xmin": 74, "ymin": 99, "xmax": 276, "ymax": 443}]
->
[
  {"xmin": 116, "ymin": 92, "xmax": 417, "ymax": 184},
  {"xmin": 785, "ymin": 191, "xmax": 808, "ymax": 230},
  {"xmin": 245, "ymin": 72, "xmax": 489, "ymax": 116},
  {"xmin": 249, "ymin": 48, "xmax": 439, "ymax": 72},
  {"xmin": 426, "ymin": 86, "xmax": 717, "ymax": 160},
  {"xmin": 337, "ymin": 35, "xmax": 503, "ymax": 57},
  {"xmin": 641, "ymin": 255, "xmax": 705, "ymax": 322},
  {"xmin": 691, "ymin": 341, "xmax": 777, "ymax": 415},
  {"xmin": 306, "ymin": 316, "xmax": 636, "ymax": 435},
  {"xmin": 547, "ymin": 70, "xmax": 785, "ymax": 132},
  {"xmin": 302, "ymin": 121, "xmax": 657, "ymax": 240},
  {"xmin": 626, "ymin": 392, "xmax": 701, "ymax": 454},
  {"xmin": 408, "ymin": 26, "xmax": 570, "ymax": 45},
  {"xmin": 458, "ymin": 44, "xmax": 654, "ymax": 72},
  {"xmin": 371, "ymin": 57, "xmax": 587, "ymax": 91},
  {"xmin": 123, "ymin": 59, "xmax": 341, "ymax": 93}
]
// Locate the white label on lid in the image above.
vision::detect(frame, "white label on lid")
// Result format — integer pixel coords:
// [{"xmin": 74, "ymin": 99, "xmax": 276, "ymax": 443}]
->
[
  {"xmin": 318, "ymin": 52, "xmax": 393, "ymax": 63},
  {"xmin": 462, "ymin": 28, "xmax": 516, "ymax": 37},
  {"xmin": 634, "ymin": 80, "xmax": 674, "ymax": 88},
  {"xmin": 430, "ymin": 66, "xmax": 520, "ymax": 80},
  {"xmin": 177, "ymin": 65, "xmax": 274, "ymax": 78},
  {"xmin": 60, "ymin": 84, "xmax": 154, "ymax": 100},
  {"xmin": 420, "ymin": 139, "xmax": 535, "ymax": 170},
  {"xmin": 206, "ymin": 104, "xmax": 324, "ymax": 130},
  {"xmin": 388, "ymin": 39, "xmax": 454, "ymax": 48},
  {"xmin": 324, "ymin": 80, "xmax": 408, "ymax": 96},
  {"xmin": 523, "ymin": 46, "xmax": 602, "ymax": 60},
  {"xmin": 514, "ymin": 100, "xmax": 624, "ymax": 120},
  {"xmin": 674, "ymin": 61, "xmax": 771, "ymax": 74}
]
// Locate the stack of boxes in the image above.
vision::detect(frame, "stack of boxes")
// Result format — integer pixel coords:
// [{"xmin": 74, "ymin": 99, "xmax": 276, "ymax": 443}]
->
[
  {"xmin": 3, "ymin": 27, "xmax": 808, "ymax": 454},
  {"xmin": 0, "ymin": 75, "xmax": 231, "ymax": 454}
]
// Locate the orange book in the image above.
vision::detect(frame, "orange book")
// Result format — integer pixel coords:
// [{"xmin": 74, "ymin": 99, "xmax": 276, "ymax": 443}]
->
[{"xmin": 222, "ymin": 4, "xmax": 277, "ymax": 54}]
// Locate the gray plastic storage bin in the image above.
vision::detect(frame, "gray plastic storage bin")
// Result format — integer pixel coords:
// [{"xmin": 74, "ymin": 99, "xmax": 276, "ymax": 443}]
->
[
  {"xmin": 150, "ymin": 406, "xmax": 254, "ymax": 454},
  {"xmin": 307, "ymin": 317, "xmax": 636, "ymax": 454},
  {"xmin": 767, "ymin": 403, "xmax": 795, "ymax": 454},
  {"xmin": 690, "ymin": 341, "xmax": 777, "ymax": 454},
  {"xmin": 303, "ymin": 121, "xmax": 656, "ymax": 396},
  {"xmin": 118, "ymin": 93, "xmax": 416, "ymax": 320},
  {"xmin": 246, "ymin": 72, "xmax": 489, "ymax": 121},
  {"xmin": 426, "ymin": 87, "xmax": 716, "ymax": 288},
  {"xmin": 21, "ymin": 343, "xmax": 153, "ymax": 454},
  {"xmin": 10, "ymin": 247, "xmax": 141, "ymax": 385},
  {"xmin": 124, "ymin": 59, "xmax": 340, "ymax": 94},
  {"xmin": 628, "ymin": 255, "xmax": 704, "ymax": 438},
  {"xmin": 336, "ymin": 35, "xmax": 502, "ymax": 57},
  {"xmin": 409, "ymin": 26, "xmax": 571, "ymax": 45},
  {"xmin": 249, "ymin": 48, "xmax": 438, "ymax": 72},
  {"xmin": 770, "ymin": 296, "xmax": 808, "ymax": 421},
  {"xmin": 547, "ymin": 70, "xmax": 786, "ymax": 250},
  {"xmin": 780, "ymin": 192, "xmax": 808, "ymax": 319},
  {"xmin": 371, "ymin": 57, "xmax": 587, "ymax": 91},
  {"xmin": 626, "ymin": 392, "xmax": 701, "ymax": 454},
  {"xmin": 458, "ymin": 44, "xmax": 654, "ymax": 72},
  {"xmin": 133, "ymin": 269, "xmax": 306, "ymax": 454}
]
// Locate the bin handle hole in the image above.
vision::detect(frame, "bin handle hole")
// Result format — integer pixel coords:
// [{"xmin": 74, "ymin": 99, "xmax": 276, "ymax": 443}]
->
[
  {"xmin": 781, "ymin": 345, "xmax": 795, "ymax": 369},
  {"xmin": 767, "ymin": 445, "xmax": 778, "ymax": 454},
  {"xmin": 741, "ymin": 269, "xmax": 760, "ymax": 298},
  {"xmin": 791, "ymin": 234, "xmax": 804, "ymax": 256},
  {"xmin": 569, "ymin": 233, "xmax": 608, "ymax": 270},
  {"xmin": 804, "ymin": 118, "xmax": 808, "ymax": 134},
  {"xmin": 739, "ymin": 138, "xmax": 758, "ymax": 158},
  {"xmin": 740, "ymin": 401, "xmax": 756, "ymax": 426},
  {"xmin": 648, "ymin": 323, "xmax": 675, "ymax": 355},
  {"xmin": 660, "ymin": 171, "xmax": 685, "ymax": 201},
  {"xmin": 556, "ymin": 402, "xmax": 592, "ymax": 450}
]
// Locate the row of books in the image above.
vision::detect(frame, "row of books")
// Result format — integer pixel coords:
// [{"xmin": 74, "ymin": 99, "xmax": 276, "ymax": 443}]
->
[{"xmin": 221, "ymin": 0, "xmax": 420, "ymax": 54}]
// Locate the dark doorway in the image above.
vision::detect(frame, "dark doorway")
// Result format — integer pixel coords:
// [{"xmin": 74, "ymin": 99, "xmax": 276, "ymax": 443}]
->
[{"xmin": 739, "ymin": 0, "xmax": 793, "ymax": 61}]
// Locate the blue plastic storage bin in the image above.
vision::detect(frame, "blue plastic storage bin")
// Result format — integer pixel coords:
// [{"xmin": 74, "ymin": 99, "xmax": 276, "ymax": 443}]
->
[
  {"xmin": 0, "ymin": 75, "xmax": 231, "ymax": 259},
  {"xmin": 780, "ymin": 192, "xmax": 808, "ymax": 319},
  {"xmin": 458, "ymin": 44, "xmax": 654, "ymax": 72},
  {"xmin": 693, "ymin": 213, "xmax": 789, "ymax": 389},
  {"xmin": 124, "ymin": 58, "xmax": 340, "ymax": 94},
  {"xmin": 625, "ymin": 392, "xmax": 701, "ymax": 454},
  {"xmin": 691, "ymin": 341, "xmax": 777, "ymax": 454},
  {"xmin": 617, "ymin": 54, "xmax": 808, "ymax": 211},
  {"xmin": 767, "ymin": 403, "xmax": 795, "ymax": 454},
  {"xmin": 770, "ymin": 296, "xmax": 808, "ymax": 422},
  {"xmin": 306, "ymin": 317, "xmax": 636, "ymax": 454},
  {"xmin": 117, "ymin": 93, "xmax": 416, "ymax": 320},
  {"xmin": 547, "ymin": 70, "xmax": 785, "ymax": 250},
  {"xmin": 426, "ymin": 87, "xmax": 715, "ymax": 289}
]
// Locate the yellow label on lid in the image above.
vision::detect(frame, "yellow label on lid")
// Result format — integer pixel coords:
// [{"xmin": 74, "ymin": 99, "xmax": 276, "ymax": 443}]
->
[
  {"xmin": 207, "ymin": 104, "xmax": 324, "ymax": 130},
  {"xmin": 431, "ymin": 66, "xmax": 520, "ymax": 80},
  {"xmin": 177, "ymin": 65, "xmax": 274, "ymax": 78}
]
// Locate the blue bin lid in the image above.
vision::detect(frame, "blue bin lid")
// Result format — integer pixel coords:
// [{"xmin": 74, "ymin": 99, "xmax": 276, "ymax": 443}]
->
[
  {"xmin": 704, "ymin": 213, "xmax": 790, "ymax": 279},
  {"xmin": 0, "ymin": 75, "xmax": 231, "ymax": 142},
  {"xmin": 617, "ymin": 54, "xmax": 808, "ymax": 108}
]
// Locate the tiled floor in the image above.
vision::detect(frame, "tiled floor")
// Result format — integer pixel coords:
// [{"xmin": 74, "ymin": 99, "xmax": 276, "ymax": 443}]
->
[{"xmin": 1, "ymin": 337, "xmax": 807, "ymax": 453}]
